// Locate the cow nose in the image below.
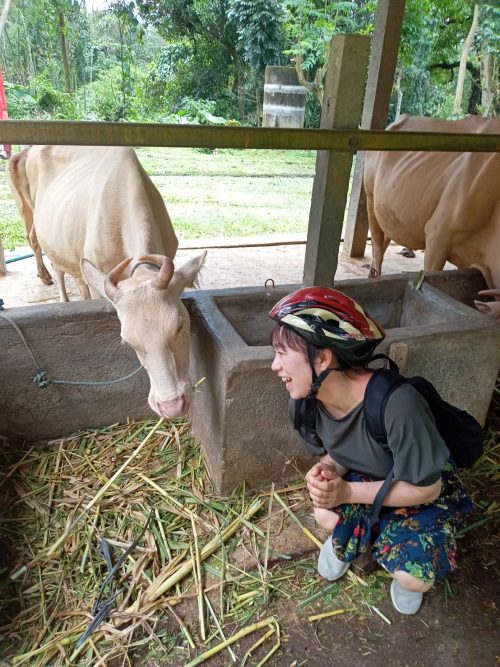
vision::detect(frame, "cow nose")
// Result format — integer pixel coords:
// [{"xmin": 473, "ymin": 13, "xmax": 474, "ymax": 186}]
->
[{"xmin": 152, "ymin": 395, "xmax": 190, "ymax": 419}]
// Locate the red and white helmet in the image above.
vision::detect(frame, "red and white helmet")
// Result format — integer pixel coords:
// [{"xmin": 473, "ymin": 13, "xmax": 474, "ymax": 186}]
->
[{"xmin": 270, "ymin": 287, "xmax": 385, "ymax": 366}]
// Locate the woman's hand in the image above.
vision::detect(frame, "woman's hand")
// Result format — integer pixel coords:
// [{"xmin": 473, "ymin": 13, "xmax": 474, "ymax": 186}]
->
[{"xmin": 306, "ymin": 463, "xmax": 351, "ymax": 508}]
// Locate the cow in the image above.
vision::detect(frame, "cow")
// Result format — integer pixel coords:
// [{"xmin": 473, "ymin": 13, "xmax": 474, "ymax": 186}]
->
[
  {"xmin": 6, "ymin": 145, "xmax": 206, "ymax": 419},
  {"xmin": 363, "ymin": 115, "xmax": 500, "ymax": 317}
]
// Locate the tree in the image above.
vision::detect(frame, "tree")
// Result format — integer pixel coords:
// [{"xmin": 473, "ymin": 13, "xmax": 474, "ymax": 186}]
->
[
  {"xmin": 228, "ymin": 0, "xmax": 284, "ymax": 73},
  {"xmin": 228, "ymin": 0, "xmax": 284, "ymax": 117},
  {"xmin": 396, "ymin": 0, "xmax": 500, "ymax": 118},
  {"xmin": 282, "ymin": 0, "xmax": 374, "ymax": 104},
  {"xmin": 0, "ymin": 0, "xmax": 14, "ymax": 38},
  {"xmin": 453, "ymin": 2, "xmax": 480, "ymax": 114},
  {"xmin": 109, "ymin": 0, "xmax": 142, "ymax": 118},
  {"xmin": 136, "ymin": 0, "xmax": 285, "ymax": 121},
  {"xmin": 52, "ymin": 0, "xmax": 73, "ymax": 93},
  {"xmin": 478, "ymin": 1, "xmax": 500, "ymax": 115}
]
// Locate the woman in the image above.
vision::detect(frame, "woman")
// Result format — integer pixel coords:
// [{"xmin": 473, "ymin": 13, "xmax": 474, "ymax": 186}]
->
[{"xmin": 269, "ymin": 287, "xmax": 472, "ymax": 615}]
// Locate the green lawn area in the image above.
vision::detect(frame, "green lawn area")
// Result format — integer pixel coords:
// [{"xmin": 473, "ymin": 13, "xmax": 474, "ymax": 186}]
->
[{"xmin": 0, "ymin": 147, "xmax": 316, "ymax": 249}]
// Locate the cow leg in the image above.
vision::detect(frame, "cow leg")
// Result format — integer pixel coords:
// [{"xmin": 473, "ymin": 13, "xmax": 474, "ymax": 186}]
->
[
  {"xmin": 28, "ymin": 228, "xmax": 53, "ymax": 285},
  {"xmin": 422, "ymin": 222, "xmax": 450, "ymax": 272},
  {"xmin": 76, "ymin": 278, "xmax": 92, "ymax": 300},
  {"xmin": 366, "ymin": 194, "xmax": 390, "ymax": 278},
  {"xmin": 6, "ymin": 153, "xmax": 53, "ymax": 286},
  {"xmin": 53, "ymin": 267, "xmax": 70, "ymax": 302}
]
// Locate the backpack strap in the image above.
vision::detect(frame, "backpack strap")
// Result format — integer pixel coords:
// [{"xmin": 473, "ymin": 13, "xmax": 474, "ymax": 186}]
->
[
  {"xmin": 368, "ymin": 468, "xmax": 394, "ymax": 527},
  {"xmin": 368, "ymin": 353, "xmax": 400, "ymax": 372},
  {"xmin": 364, "ymin": 368, "xmax": 406, "ymax": 445},
  {"xmin": 294, "ymin": 397, "xmax": 326, "ymax": 456},
  {"xmin": 364, "ymin": 367, "xmax": 407, "ymax": 525}
]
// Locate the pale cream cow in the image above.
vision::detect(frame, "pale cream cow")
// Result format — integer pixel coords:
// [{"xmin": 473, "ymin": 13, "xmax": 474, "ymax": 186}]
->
[{"xmin": 7, "ymin": 145, "xmax": 206, "ymax": 418}]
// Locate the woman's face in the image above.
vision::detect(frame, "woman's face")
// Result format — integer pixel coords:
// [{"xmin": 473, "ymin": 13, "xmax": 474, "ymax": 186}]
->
[{"xmin": 271, "ymin": 345, "xmax": 312, "ymax": 399}]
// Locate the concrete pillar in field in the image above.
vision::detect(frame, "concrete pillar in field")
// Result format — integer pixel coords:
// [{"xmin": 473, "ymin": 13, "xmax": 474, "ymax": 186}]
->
[
  {"xmin": 0, "ymin": 236, "xmax": 6, "ymax": 277},
  {"xmin": 343, "ymin": 0, "xmax": 406, "ymax": 258},
  {"xmin": 262, "ymin": 66, "xmax": 308, "ymax": 128},
  {"xmin": 303, "ymin": 35, "xmax": 370, "ymax": 286}
]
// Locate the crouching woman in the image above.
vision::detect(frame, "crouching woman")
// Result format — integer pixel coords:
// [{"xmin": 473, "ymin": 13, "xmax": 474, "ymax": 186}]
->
[{"xmin": 269, "ymin": 287, "xmax": 472, "ymax": 615}]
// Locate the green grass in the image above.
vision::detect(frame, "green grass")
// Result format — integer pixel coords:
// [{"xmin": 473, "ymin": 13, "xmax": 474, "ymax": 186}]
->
[{"xmin": 0, "ymin": 147, "xmax": 316, "ymax": 249}]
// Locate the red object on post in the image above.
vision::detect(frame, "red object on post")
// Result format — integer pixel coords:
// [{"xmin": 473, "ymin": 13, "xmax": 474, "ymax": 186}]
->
[{"xmin": 0, "ymin": 68, "xmax": 12, "ymax": 159}]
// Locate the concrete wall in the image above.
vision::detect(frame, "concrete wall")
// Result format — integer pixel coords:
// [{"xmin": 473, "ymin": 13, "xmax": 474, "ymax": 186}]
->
[{"xmin": 0, "ymin": 300, "xmax": 154, "ymax": 441}]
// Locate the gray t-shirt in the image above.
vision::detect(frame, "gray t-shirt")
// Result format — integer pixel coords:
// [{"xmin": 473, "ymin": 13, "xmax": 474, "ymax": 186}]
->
[{"xmin": 291, "ymin": 384, "xmax": 450, "ymax": 486}]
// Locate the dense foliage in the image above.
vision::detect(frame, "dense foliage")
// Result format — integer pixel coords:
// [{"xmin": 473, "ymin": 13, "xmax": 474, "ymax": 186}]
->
[{"xmin": 0, "ymin": 0, "xmax": 498, "ymax": 126}]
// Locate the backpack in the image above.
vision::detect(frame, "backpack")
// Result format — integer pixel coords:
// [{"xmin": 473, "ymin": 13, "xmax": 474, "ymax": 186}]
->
[{"xmin": 294, "ymin": 355, "xmax": 484, "ymax": 525}]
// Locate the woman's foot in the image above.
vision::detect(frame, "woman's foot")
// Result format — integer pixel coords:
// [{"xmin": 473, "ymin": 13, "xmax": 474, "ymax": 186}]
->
[
  {"xmin": 318, "ymin": 538, "xmax": 350, "ymax": 581},
  {"xmin": 390, "ymin": 579, "xmax": 423, "ymax": 615}
]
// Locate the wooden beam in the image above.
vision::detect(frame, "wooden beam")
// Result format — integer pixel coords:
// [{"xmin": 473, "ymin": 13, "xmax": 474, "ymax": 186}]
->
[
  {"xmin": 303, "ymin": 35, "xmax": 370, "ymax": 287},
  {"xmin": 344, "ymin": 0, "xmax": 406, "ymax": 258},
  {"xmin": 0, "ymin": 120, "xmax": 498, "ymax": 152}
]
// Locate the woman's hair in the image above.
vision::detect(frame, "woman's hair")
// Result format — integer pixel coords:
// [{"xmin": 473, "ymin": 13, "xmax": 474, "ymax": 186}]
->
[
  {"xmin": 270, "ymin": 322, "xmax": 369, "ymax": 372},
  {"xmin": 270, "ymin": 321, "xmax": 307, "ymax": 353}
]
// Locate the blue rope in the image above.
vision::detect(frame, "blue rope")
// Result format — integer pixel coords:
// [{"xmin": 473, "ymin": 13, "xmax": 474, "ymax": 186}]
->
[
  {"xmin": 49, "ymin": 365, "xmax": 144, "ymax": 386},
  {"xmin": 0, "ymin": 311, "xmax": 144, "ymax": 388},
  {"xmin": 6, "ymin": 253, "xmax": 35, "ymax": 264}
]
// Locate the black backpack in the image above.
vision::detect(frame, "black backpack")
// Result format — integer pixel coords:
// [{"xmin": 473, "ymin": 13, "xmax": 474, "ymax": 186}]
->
[{"xmin": 294, "ymin": 356, "xmax": 484, "ymax": 525}]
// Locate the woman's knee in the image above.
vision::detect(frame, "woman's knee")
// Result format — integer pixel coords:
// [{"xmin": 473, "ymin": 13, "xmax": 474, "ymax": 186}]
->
[
  {"xmin": 392, "ymin": 569, "xmax": 433, "ymax": 593},
  {"xmin": 313, "ymin": 507, "xmax": 339, "ymax": 531}
]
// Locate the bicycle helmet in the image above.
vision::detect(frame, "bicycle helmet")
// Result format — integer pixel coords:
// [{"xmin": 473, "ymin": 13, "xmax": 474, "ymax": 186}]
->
[{"xmin": 270, "ymin": 287, "xmax": 385, "ymax": 395}]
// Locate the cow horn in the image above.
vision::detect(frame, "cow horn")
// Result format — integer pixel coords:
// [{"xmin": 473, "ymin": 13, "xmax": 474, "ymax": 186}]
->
[
  {"xmin": 138, "ymin": 254, "xmax": 175, "ymax": 290},
  {"xmin": 104, "ymin": 257, "xmax": 133, "ymax": 302},
  {"xmin": 478, "ymin": 289, "xmax": 500, "ymax": 298}
]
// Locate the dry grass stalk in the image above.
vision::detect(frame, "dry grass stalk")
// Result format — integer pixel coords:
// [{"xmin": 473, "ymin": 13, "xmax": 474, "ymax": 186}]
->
[
  {"xmin": 190, "ymin": 517, "xmax": 206, "ymax": 641},
  {"xmin": 184, "ymin": 617, "xmax": 279, "ymax": 667},
  {"xmin": 308, "ymin": 607, "xmax": 357, "ymax": 622}
]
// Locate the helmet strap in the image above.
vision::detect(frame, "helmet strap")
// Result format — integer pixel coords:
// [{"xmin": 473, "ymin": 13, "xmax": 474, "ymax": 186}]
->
[
  {"xmin": 306, "ymin": 343, "xmax": 345, "ymax": 398},
  {"xmin": 308, "ymin": 368, "xmax": 333, "ymax": 398}
]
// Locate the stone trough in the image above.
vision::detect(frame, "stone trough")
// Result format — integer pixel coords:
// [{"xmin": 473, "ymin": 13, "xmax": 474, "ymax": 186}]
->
[
  {"xmin": 0, "ymin": 270, "xmax": 498, "ymax": 496},
  {"xmin": 186, "ymin": 270, "xmax": 500, "ymax": 494}
]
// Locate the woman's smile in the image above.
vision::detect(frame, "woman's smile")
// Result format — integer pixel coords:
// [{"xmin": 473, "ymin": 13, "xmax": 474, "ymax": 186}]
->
[{"xmin": 272, "ymin": 347, "xmax": 312, "ymax": 398}]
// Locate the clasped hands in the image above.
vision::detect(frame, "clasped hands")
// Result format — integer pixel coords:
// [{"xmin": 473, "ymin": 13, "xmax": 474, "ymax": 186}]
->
[{"xmin": 305, "ymin": 462, "xmax": 351, "ymax": 509}]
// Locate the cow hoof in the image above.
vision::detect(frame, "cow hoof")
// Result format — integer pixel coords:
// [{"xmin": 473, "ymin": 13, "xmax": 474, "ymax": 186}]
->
[
  {"xmin": 39, "ymin": 273, "xmax": 53, "ymax": 285},
  {"xmin": 399, "ymin": 247, "xmax": 416, "ymax": 258},
  {"xmin": 370, "ymin": 268, "xmax": 380, "ymax": 279}
]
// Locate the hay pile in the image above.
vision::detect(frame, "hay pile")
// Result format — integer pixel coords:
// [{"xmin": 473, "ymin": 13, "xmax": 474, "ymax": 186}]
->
[
  {"xmin": 1, "ymin": 412, "xmax": 498, "ymax": 666},
  {"xmin": 0, "ymin": 419, "xmax": 371, "ymax": 666}
]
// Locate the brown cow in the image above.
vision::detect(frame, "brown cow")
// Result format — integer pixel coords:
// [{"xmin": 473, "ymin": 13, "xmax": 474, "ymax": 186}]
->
[
  {"xmin": 363, "ymin": 115, "xmax": 500, "ymax": 316},
  {"xmin": 7, "ymin": 145, "xmax": 206, "ymax": 419}
]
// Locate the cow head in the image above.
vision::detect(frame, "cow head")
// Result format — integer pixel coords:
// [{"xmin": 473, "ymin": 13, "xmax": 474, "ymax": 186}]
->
[{"xmin": 81, "ymin": 253, "xmax": 206, "ymax": 419}]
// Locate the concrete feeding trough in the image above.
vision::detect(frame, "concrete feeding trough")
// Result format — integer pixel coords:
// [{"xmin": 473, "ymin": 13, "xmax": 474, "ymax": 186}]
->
[
  {"xmin": 0, "ymin": 300, "xmax": 153, "ymax": 442},
  {"xmin": 186, "ymin": 270, "xmax": 500, "ymax": 494}
]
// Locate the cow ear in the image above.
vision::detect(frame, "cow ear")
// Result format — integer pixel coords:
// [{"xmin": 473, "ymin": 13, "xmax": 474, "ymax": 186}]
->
[
  {"xmin": 81, "ymin": 258, "xmax": 106, "ymax": 298},
  {"xmin": 474, "ymin": 300, "xmax": 493, "ymax": 315},
  {"xmin": 170, "ymin": 252, "xmax": 207, "ymax": 294}
]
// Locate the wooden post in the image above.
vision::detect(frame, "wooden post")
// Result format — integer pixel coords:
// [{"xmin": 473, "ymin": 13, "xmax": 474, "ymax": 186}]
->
[
  {"xmin": 343, "ymin": 0, "xmax": 406, "ymax": 258},
  {"xmin": 0, "ymin": 236, "xmax": 6, "ymax": 277},
  {"xmin": 303, "ymin": 35, "xmax": 370, "ymax": 286}
]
